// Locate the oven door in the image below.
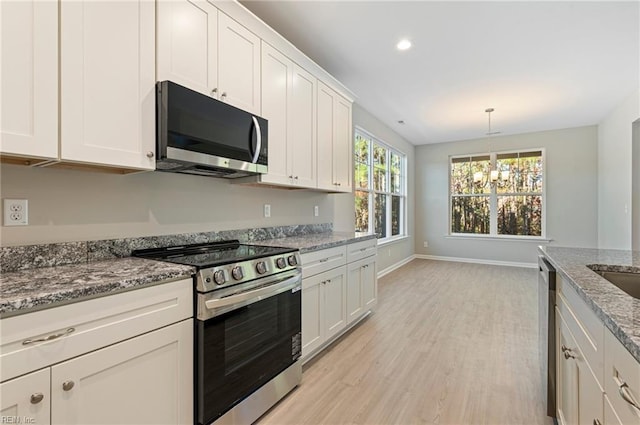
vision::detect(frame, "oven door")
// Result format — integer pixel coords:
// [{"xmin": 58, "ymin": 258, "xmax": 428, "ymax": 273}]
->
[{"xmin": 196, "ymin": 271, "xmax": 302, "ymax": 425}]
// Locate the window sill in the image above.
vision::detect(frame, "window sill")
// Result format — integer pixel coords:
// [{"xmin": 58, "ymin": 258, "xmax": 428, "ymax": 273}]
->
[
  {"xmin": 446, "ymin": 234, "xmax": 552, "ymax": 243},
  {"xmin": 377, "ymin": 235, "xmax": 410, "ymax": 247}
]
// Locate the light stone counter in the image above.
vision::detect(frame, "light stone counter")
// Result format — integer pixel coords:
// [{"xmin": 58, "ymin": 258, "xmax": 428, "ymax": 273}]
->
[{"xmin": 539, "ymin": 246, "xmax": 640, "ymax": 362}]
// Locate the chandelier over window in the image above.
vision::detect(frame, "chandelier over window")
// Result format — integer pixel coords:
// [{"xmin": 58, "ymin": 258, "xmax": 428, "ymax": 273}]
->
[{"xmin": 472, "ymin": 108, "xmax": 509, "ymax": 187}]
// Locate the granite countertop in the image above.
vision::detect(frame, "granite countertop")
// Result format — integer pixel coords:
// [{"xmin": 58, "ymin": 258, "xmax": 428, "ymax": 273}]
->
[
  {"xmin": 253, "ymin": 231, "xmax": 376, "ymax": 253},
  {"xmin": 0, "ymin": 230, "xmax": 374, "ymax": 318},
  {"xmin": 0, "ymin": 257, "xmax": 195, "ymax": 318},
  {"xmin": 539, "ymin": 246, "xmax": 640, "ymax": 362}
]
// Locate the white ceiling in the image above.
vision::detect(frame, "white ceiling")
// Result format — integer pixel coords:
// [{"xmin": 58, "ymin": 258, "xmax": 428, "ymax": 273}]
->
[{"xmin": 240, "ymin": 0, "xmax": 640, "ymax": 145}]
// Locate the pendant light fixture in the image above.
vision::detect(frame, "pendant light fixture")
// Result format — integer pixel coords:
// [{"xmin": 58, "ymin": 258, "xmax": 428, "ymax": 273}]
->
[{"xmin": 473, "ymin": 108, "xmax": 509, "ymax": 186}]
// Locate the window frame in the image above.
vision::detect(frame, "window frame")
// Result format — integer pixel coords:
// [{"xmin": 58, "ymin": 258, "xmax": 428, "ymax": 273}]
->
[
  {"xmin": 354, "ymin": 127, "xmax": 407, "ymax": 243},
  {"xmin": 448, "ymin": 148, "xmax": 547, "ymax": 239}
]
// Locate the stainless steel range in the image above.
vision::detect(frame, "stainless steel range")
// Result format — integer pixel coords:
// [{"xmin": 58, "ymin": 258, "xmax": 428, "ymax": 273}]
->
[{"xmin": 133, "ymin": 240, "xmax": 302, "ymax": 425}]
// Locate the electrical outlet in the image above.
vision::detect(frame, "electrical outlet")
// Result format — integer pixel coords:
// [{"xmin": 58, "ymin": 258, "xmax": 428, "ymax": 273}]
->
[
  {"xmin": 314, "ymin": 205, "xmax": 319, "ymax": 217},
  {"xmin": 4, "ymin": 199, "xmax": 28, "ymax": 226},
  {"xmin": 423, "ymin": 241, "xmax": 429, "ymax": 248},
  {"xmin": 264, "ymin": 204, "xmax": 271, "ymax": 218}
]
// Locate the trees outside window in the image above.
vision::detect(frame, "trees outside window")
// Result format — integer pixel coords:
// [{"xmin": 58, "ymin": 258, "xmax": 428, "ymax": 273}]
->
[
  {"xmin": 355, "ymin": 130, "xmax": 406, "ymax": 240},
  {"xmin": 450, "ymin": 150, "xmax": 544, "ymax": 237}
]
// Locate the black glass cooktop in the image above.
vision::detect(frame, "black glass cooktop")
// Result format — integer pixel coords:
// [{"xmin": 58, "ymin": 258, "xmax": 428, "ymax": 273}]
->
[{"xmin": 132, "ymin": 240, "xmax": 296, "ymax": 269}]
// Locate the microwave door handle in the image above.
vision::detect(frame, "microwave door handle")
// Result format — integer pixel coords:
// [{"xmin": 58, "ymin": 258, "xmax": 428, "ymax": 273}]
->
[{"xmin": 251, "ymin": 116, "xmax": 262, "ymax": 164}]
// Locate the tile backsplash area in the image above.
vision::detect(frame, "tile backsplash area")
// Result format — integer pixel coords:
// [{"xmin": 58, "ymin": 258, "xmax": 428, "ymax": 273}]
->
[{"xmin": 1, "ymin": 223, "xmax": 332, "ymax": 273}]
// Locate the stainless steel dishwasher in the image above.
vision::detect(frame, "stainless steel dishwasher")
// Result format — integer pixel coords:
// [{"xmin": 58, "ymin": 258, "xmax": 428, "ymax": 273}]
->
[{"xmin": 538, "ymin": 255, "xmax": 556, "ymax": 418}]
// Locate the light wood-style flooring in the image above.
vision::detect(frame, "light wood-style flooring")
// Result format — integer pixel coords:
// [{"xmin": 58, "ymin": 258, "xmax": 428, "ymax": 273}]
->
[{"xmin": 257, "ymin": 259, "xmax": 555, "ymax": 425}]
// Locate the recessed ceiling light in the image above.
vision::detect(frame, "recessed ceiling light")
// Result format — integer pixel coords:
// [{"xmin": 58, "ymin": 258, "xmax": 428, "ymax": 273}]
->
[{"xmin": 396, "ymin": 39, "xmax": 412, "ymax": 51}]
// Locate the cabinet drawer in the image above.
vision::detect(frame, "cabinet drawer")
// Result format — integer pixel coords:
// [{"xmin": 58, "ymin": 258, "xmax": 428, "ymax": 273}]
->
[
  {"xmin": 604, "ymin": 328, "xmax": 640, "ymax": 424},
  {"xmin": 301, "ymin": 246, "xmax": 346, "ymax": 278},
  {"xmin": 557, "ymin": 274, "xmax": 604, "ymax": 386},
  {"xmin": 0, "ymin": 278, "xmax": 192, "ymax": 382},
  {"xmin": 346, "ymin": 238, "xmax": 377, "ymax": 263}
]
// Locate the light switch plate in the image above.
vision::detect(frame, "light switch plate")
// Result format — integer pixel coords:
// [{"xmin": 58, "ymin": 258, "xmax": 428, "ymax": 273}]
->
[{"xmin": 264, "ymin": 204, "xmax": 271, "ymax": 218}]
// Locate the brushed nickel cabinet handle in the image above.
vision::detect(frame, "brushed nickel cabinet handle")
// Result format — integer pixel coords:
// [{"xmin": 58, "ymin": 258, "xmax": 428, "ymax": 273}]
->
[
  {"xmin": 62, "ymin": 381, "xmax": 75, "ymax": 392},
  {"xmin": 593, "ymin": 419, "xmax": 602, "ymax": 425},
  {"xmin": 619, "ymin": 382, "xmax": 640, "ymax": 410},
  {"xmin": 30, "ymin": 393, "xmax": 44, "ymax": 404},
  {"xmin": 22, "ymin": 328, "xmax": 75, "ymax": 345},
  {"xmin": 561, "ymin": 345, "xmax": 570, "ymax": 353},
  {"xmin": 563, "ymin": 351, "xmax": 576, "ymax": 360}
]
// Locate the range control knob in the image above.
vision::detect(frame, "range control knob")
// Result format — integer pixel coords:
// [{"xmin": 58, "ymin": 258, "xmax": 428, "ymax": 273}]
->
[
  {"xmin": 231, "ymin": 266, "xmax": 244, "ymax": 280},
  {"xmin": 256, "ymin": 261, "xmax": 267, "ymax": 275},
  {"xmin": 276, "ymin": 257, "xmax": 287, "ymax": 269},
  {"xmin": 213, "ymin": 270, "xmax": 225, "ymax": 285},
  {"xmin": 287, "ymin": 255, "xmax": 298, "ymax": 266}
]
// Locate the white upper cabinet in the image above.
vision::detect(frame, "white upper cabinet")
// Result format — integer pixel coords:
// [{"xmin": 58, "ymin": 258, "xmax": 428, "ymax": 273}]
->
[
  {"xmin": 60, "ymin": 0, "xmax": 156, "ymax": 170},
  {"xmin": 156, "ymin": 0, "xmax": 218, "ymax": 96},
  {"xmin": 257, "ymin": 42, "xmax": 316, "ymax": 188},
  {"xmin": 158, "ymin": 2, "xmax": 261, "ymax": 115},
  {"xmin": 289, "ymin": 65, "xmax": 317, "ymax": 188},
  {"xmin": 317, "ymin": 81, "xmax": 352, "ymax": 192},
  {"xmin": 0, "ymin": 0, "xmax": 58, "ymax": 162},
  {"xmin": 216, "ymin": 12, "xmax": 261, "ymax": 115},
  {"xmin": 260, "ymin": 43, "xmax": 292, "ymax": 185}
]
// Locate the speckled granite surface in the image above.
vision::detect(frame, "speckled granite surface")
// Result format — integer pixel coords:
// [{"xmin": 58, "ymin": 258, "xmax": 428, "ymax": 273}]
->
[
  {"xmin": 254, "ymin": 232, "xmax": 376, "ymax": 253},
  {"xmin": 1, "ymin": 223, "xmax": 333, "ymax": 272},
  {"xmin": 0, "ymin": 257, "xmax": 195, "ymax": 317},
  {"xmin": 539, "ymin": 246, "xmax": 640, "ymax": 363}
]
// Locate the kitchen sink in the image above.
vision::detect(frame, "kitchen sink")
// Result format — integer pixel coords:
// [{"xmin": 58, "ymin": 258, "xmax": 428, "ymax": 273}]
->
[{"xmin": 590, "ymin": 269, "xmax": 640, "ymax": 299}]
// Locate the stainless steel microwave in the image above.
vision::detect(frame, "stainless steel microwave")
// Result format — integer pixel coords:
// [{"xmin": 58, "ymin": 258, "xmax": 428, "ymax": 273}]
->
[{"xmin": 155, "ymin": 81, "xmax": 268, "ymax": 178}]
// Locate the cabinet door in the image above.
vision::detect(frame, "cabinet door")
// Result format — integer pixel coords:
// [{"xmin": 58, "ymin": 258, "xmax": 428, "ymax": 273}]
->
[
  {"xmin": 0, "ymin": 0, "xmax": 58, "ymax": 160},
  {"xmin": 260, "ymin": 42, "xmax": 292, "ymax": 186},
  {"xmin": 316, "ymin": 81, "xmax": 335, "ymax": 191},
  {"xmin": 333, "ymin": 95, "xmax": 353, "ymax": 192},
  {"xmin": 51, "ymin": 319, "xmax": 193, "ymax": 425},
  {"xmin": 323, "ymin": 266, "xmax": 347, "ymax": 341},
  {"xmin": 60, "ymin": 0, "xmax": 155, "ymax": 170},
  {"xmin": 289, "ymin": 65, "xmax": 317, "ymax": 188},
  {"xmin": 0, "ymin": 368, "xmax": 50, "ymax": 424},
  {"xmin": 216, "ymin": 11, "xmax": 261, "ymax": 115},
  {"xmin": 157, "ymin": 0, "xmax": 217, "ymax": 97},
  {"xmin": 557, "ymin": 310, "xmax": 579, "ymax": 425},
  {"xmin": 346, "ymin": 262, "xmax": 364, "ymax": 324},
  {"xmin": 302, "ymin": 281, "xmax": 323, "ymax": 359},
  {"xmin": 361, "ymin": 257, "xmax": 377, "ymax": 310}
]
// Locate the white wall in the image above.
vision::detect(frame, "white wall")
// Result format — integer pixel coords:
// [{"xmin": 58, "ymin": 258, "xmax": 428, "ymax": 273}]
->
[
  {"xmin": 415, "ymin": 125, "xmax": 598, "ymax": 265},
  {"xmin": 598, "ymin": 89, "xmax": 640, "ymax": 249},
  {"xmin": 333, "ymin": 104, "xmax": 416, "ymax": 272},
  {"xmin": 0, "ymin": 164, "xmax": 333, "ymax": 246},
  {"xmin": 633, "ymin": 119, "xmax": 640, "ymax": 250}
]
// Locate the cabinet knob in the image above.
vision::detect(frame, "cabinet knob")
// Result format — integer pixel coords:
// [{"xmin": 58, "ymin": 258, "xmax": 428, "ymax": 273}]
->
[
  {"xmin": 563, "ymin": 351, "xmax": 576, "ymax": 360},
  {"xmin": 30, "ymin": 393, "xmax": 44, "ymax": 404},
  {"xmin": 211, "ymin": 88, "xmax": 218, "ymax": 96},
  {"xmin": 62, "ymin": 380, "xmax": 75, "ymax": 391},
  {"xmin": 221, "ymin": 92, "xmax": 227, "ymax": 99},
  {"xmin": 146, "ymin": 151, "xmax": 154, "ymax": 158},
  {"xmin": 294, "ymin": 176, "xmax": 299, "ymax": 180},
  {"xmin": 593, "ymin": 419, "xmax": 602, "ymax": 425}
]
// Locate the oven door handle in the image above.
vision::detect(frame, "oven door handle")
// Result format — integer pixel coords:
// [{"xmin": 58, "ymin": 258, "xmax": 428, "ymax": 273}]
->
[{"xmin": 205, "ymin": 274, "xmax": 300, "ymax": 310}]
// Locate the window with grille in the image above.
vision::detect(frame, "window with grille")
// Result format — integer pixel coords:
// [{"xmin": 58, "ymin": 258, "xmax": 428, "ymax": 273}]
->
[
  {"xmin": 354, "ymin": 129, "xmax": 406, "ymax": 240},
  {"xmin": 450, "ymin": 150, "xmax": 544, "ymax": 237}
]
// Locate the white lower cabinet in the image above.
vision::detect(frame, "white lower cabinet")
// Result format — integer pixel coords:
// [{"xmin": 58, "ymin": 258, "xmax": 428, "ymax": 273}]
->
[
  {"xmin": 301, "ymin": 265, "xmax": 347, "ymax": 358},
  {"xmin": 51, "ymin": 319, "xmax": 192, "ymax": 425},
  {"xmin": 301, "ymin": 239, "xmax": 377, "ymax": 362},
  {"xmin": 0, "ymin": 278, "xmax": 193, "ymax": 425},
  {"xmin": 0, "ymin": 369, "xmax": 51, "ymax": 424},
  {"xmin": 346, "ymin": 256, "xmax": 377, "ymax": 324},
  {"xmin": 556, "ymin": 309, "xmax": 603, "ymax": 425}
]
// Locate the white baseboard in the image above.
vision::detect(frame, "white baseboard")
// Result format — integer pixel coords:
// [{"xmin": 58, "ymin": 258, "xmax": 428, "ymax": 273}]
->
[
  {"xmin": 414, "ymin": 254, "xmax": 537, "ymax": 269},
  {"xmin": 377, "ymin": 255, "xmax": 417, "ymax": 278}
]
